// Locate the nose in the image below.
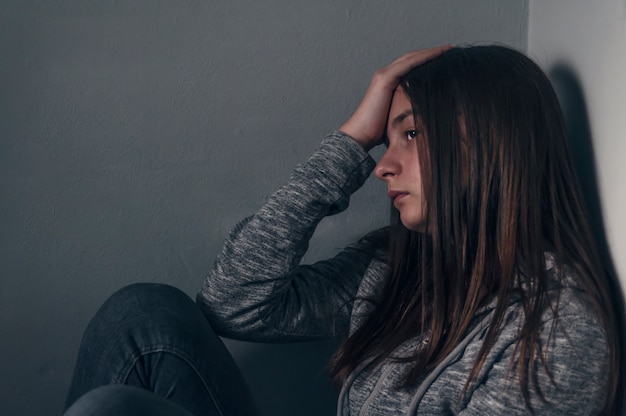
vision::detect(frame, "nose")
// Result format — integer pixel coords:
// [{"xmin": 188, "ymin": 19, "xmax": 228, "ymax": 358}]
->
[{"xmin": 374, "ymin": 148, "xmax": 401, "ymax": 181}]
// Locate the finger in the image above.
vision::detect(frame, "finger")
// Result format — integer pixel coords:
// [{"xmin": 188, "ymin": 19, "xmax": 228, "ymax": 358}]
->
[
  {"xmin": 386, "ymin": 45, "xmax": 452, "ymax": 76},
  {"xmin": 396, "ymin": 45, "xmax": 453, "ymax": 64}
]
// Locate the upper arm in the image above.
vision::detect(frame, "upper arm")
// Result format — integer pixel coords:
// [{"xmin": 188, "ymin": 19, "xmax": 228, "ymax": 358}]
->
[{"xmin": 197, "ymin": 231, "xmax": 383, "ymax": 342}]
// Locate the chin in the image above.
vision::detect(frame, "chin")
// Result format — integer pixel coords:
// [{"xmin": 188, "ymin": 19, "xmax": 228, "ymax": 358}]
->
[
  {"xmin": 399, "ymin": 204, "xmax": 428, "ymax": 232},
  {"xmin": 400, "ymin": 217, "xmax": 427, "ymax": 233}
]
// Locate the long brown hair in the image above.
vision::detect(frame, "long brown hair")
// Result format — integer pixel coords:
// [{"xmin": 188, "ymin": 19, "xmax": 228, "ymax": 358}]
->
[{"xmin": 331, "ymin": 45, "xmax": 624, "ymax": 414}]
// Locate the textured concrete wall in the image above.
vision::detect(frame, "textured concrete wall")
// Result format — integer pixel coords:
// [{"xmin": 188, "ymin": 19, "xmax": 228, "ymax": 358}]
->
[{"xmin": 0, "ymin": 1, "xmax": 527, "ymax": 414}]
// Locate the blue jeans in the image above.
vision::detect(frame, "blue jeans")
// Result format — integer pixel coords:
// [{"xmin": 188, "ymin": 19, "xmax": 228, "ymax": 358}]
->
[{"xmin": 63, "ymin": 283, "xmax": 259, "ymax": 416}]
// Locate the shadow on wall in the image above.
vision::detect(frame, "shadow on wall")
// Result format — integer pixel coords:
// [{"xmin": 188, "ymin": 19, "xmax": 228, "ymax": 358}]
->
[
  {"xmin": 548, "ymin": 63, "xmax": 626, "ymax": 339},
  {"xmin": 549, "ymin": 65, "xmax": 621, "ymax": 283}
]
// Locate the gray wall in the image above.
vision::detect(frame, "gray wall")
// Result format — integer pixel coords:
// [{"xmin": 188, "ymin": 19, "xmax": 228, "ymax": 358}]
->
[
  {"xmin": 0, "ymin": 1, "xmax": 527, "ymax": 415},
  {"xmin": 528, "ymin": 0, "xmax": 626, "ymax": 305}
]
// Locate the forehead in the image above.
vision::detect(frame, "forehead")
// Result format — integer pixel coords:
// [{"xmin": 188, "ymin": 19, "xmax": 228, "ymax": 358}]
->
[
  {"xmin": 390, "ymin": 86, "xmax": 411, "ymax": 112},
  {"xmin": 387, "ymin": 87, "xmax": 415, "ymax": 130}
]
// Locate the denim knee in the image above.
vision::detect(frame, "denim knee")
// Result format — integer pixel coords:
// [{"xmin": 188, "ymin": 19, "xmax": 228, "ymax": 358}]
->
[
  {"xmin": 63, "ymin": 385, "xmax": 194, "ymax": 416},
  {"xmin": 100, "ymin": 282, "xmax": 193, "ymax": 318},
  {"xmin": 85, "ymin": 283, "xmax": 198, "ymax": 338}
]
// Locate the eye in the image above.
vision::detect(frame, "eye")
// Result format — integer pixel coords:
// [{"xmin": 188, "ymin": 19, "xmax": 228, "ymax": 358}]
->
[{"xmin": 406, "ymin": 130, "xmax": 418, "ymax": 141}]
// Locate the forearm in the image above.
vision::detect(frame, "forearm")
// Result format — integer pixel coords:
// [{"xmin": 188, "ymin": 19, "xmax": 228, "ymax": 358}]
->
[{"xmin": 197, "ymin": 132, "xmax": 377, "ymax": 341}]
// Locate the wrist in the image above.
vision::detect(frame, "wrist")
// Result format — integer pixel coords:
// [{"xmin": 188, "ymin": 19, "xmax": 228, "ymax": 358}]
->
[{"xmin": 338, "ymin": 126, "xmax": 377, "ymax": 152}]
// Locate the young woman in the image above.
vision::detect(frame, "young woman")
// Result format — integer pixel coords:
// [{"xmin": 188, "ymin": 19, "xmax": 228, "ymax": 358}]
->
[{"xmin": 64, "ymin": 45, "xmax": 624, "ymax": 415}]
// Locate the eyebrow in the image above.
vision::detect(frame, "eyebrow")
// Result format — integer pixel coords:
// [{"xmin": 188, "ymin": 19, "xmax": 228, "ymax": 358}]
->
[{"xmin": 391, "ymin": 109, "xmax": 414, "ymax": 127}]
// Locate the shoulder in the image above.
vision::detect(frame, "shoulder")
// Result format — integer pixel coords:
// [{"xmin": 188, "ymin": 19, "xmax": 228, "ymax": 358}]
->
[
  {"xmin": 518, "ymin": 267, "xmax": 608, "ymax": 413},
  {"xmin": 530, "ymin": 282, "xmax": 609, "ymax": 413},
  {"xmin": 541, "ymin": 280, "xmax": 609, "ymax": 394},
  {"xmin": 541, "ymin": 258, "xmax": 607, "ymax": 355},
  {"xmin": 461, "ymin": 265, "xmax": 610, "ymax": 415}
]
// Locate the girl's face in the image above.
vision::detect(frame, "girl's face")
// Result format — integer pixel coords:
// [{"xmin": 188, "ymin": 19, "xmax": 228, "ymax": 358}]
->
[{"xmin": 375, "ymin": 87, "xmax": 426, "ymax": 231}]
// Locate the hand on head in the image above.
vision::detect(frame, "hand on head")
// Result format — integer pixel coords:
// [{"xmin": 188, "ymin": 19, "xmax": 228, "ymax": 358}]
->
[{"xmin": 339, "ymin": 45, "xmax": 452, "ymax": 151}]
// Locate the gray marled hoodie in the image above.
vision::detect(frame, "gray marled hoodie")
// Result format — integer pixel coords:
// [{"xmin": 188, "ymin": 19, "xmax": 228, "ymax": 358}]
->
[{"xmin": 198, "ymin": 132, "xmax": 609, "ymax": 415}]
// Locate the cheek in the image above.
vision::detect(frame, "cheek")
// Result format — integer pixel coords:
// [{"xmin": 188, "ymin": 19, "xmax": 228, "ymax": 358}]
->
[
  {"xmin": 408, "ymin": 152, "xmax": 424, "ymax": 190},
  {"xmin": 394, "ymin": 159, "xmax": 427, "ymax": 231},
  {"xmin": 413, "ymin": 140, "xmax": 432, "ymax": 198}
]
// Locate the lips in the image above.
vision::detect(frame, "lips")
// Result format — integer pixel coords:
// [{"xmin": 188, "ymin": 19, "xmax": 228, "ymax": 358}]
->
[{"xmin": 387, "ymin": 190, "xmax": 409, "ymax": 203}]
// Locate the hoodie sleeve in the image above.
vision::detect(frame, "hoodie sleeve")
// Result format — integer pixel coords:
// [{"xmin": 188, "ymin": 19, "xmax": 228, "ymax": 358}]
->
[{"xmin": 197, "ymin": 131, "xmax": 383, "ymax": 342}]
